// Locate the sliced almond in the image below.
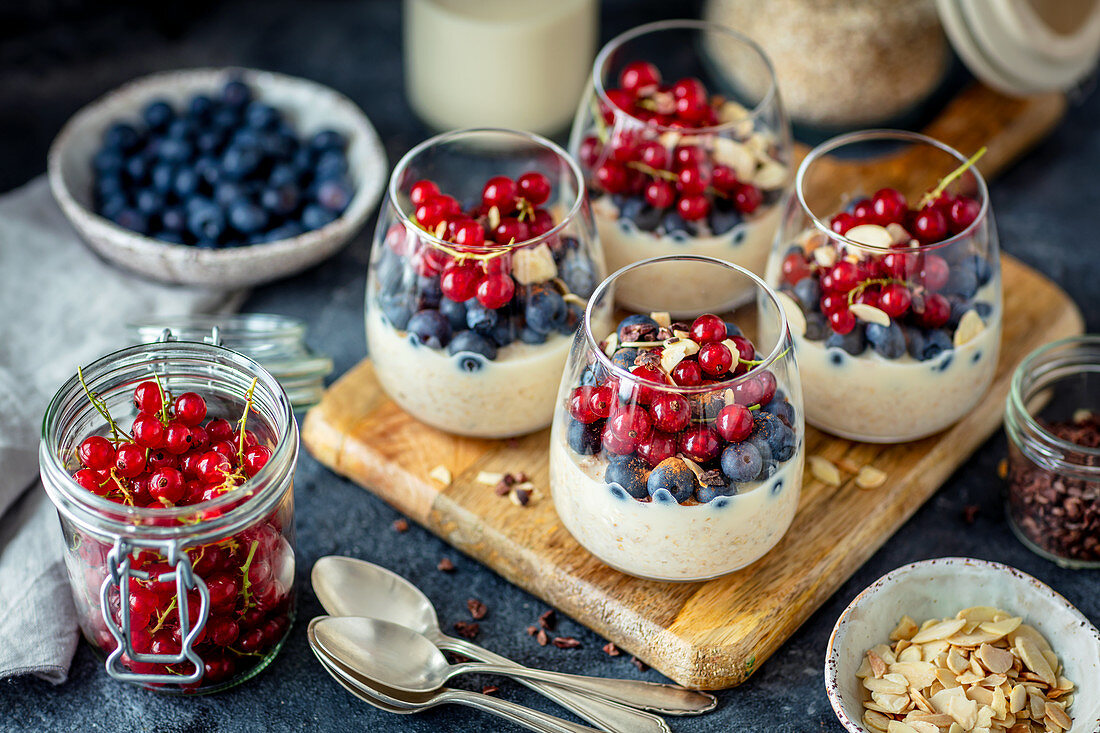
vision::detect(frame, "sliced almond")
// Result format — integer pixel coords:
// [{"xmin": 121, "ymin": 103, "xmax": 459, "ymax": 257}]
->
[
  {"xmin": 602, "ymin": 332, "xmax": 619, "ymax": 357},
  {"xmin": 649, "ymin": 311, "xmax": 671, "ymax": 328},
  {"xmin": 428, "ymin": 465, "xmax": 452, "ymax": 486},
  {"xmin": 1008, "ymin": 683, "xmax": 1027, "ymax": 713},
  {"xmin": 978, "ymin": 644, "xmax": 1014, "ymax": 674},
  {"xmin": 808, "ymin": 455, "xmax": 842, "ymax": 486},
  {"xmin": 890, "ymin": 661, "xmax": 937, "ymax": 689},
  {"xmin": 511, "ymin": 243, "xmax": 558, "ymax": 285},
  {"xmin": 979, "ymin": 616, "xmax": 1022, "ymax": 639},
  {"xmin": 947, "ymin": 628, "xmax": 1003, "ymax": 647},
  {"xmin": 890, "ymin": 615, "xmax": 920, "ymax": 642},
  {"xmin": 1045, "ymin": 701, "xmax": 1071, "ymax": 730},
  {"xmin": 487, "ymin": 205, "xmax": 501, "ymax": 229},
  {"xmin": 753, "ymin": 160, "xmax": 788, "ymax": 189},
  {"xmin": 957, "ymin": 607, "xmax": 1000, "ymax": 623},
  {"xmin": 868, "ymin": 649, "xmax": 888, "ymax": 678},
  {"xmin": 711, "ymin": 137, "xmax": 755, "ymax": 180},
  {"xmin": 863, "ymin": 710, "xmax": 891, "ymax": 732},
  {"xmin": 776, "ymin": 290, "xmax": 807, "ymax": 337},
  {"xmin": 898, "ymin": 645, "xmax": 923, "ymax": 663},
  {"xmin": 850, "ymin": 302, "xmax": 892, "ymax": 327},
  {"xmin": 659, "ymin": 338, "xmax": 700, "ymax": 374},
  {"xmin": 886, "ymin": 722, "xmax": 920, "ymax": 733},
  {"xmin": 885, "ymin": 222, "xmax": 912, "ymax": 244},
  {"xmin": 813, "ymin": 245, "xmax": 838, "ymax": 267},
  {"xmin": 865, "ymin": 675, "xmax": 909, "ymax": 695},
  {"xmin": 1015, "ymin": 637, "xmax": 1056, "ymax": 686},
  {"xmin": 873, "ymin": 692, "xmax": 911, "ymax": 715},
  {"xmin": 953, "ymin": 308, "xmax": 986, "ymax": 347},
  {"xmin": 846, "ymin": 223, "xmax": 894, "ymax": 247},
  {"xmin": 857, "ymin": 465, "xmax": 888, "ymax": 489},
  {"xmin": 475, "ymin": 471, "xmax": 505, "ymax": 486},
  {"xmin": 912, "ymin": 619, "xmax": 967, "ymax": 644}
]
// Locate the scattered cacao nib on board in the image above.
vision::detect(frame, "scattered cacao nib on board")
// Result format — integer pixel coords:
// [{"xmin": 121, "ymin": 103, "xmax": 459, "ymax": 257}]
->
[
  {"xmin": 437, "ymin": 557, "xmax": 456, "ymax": 572},
  {"xmin": 552, "ymin": 636, "xmax": 581, "ymax": 649},
  {"xmin": 453, "ymin": 621, "xmax": 479, "ymax": 639},
  {"xmin": 602, "ymin": 642, "xmax": 621, "ymax": 657},
  {"xmin": 392, "ymin": 518, "xmax": 409, "ymax": 533},
  {"xmin": 536, "ymin": 629, "xmax": 548, "ymax": 646},
  {"xmin": 481, "ymin": 686, "xmax": 499, "ymax": 696},
  {"xmin": 962, "ymin": 505, "xmax": 980, "ymax": 525},
  {"xmin": 538, "ymin": 610, "xmax": 556, "ymax": 630},
  {"xmin": 632, "ymin": 656, "xmax": 649, "ymax": 672},
  {"xmin": 467, "ymin": 598, "xmax": 488, "ymax": 620},
  {"xmin": 526, "ymin": 625, "xmax": 539, "ymax": 636}
]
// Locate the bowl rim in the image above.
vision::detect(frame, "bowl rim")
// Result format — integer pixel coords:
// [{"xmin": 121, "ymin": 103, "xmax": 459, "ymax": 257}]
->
[
  {"xmin": 823, "ymin": 556, "xmax": 1100, "ymax": 733},
  {"xmin": 46, "ymin": 66, "xmax": 386, "ymax": 263}
]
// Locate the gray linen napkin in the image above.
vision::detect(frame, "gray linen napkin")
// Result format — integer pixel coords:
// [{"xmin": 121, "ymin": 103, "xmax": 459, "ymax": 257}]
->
[{"xmin": 0, "ymin": 176, "xmax": 243, "ymax": 683}]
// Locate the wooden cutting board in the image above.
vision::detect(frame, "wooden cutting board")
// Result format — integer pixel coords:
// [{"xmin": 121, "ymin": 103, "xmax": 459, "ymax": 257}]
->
[{"xmin": 302, "ymin": 85, "xmax": 1081, "ymax": 689}]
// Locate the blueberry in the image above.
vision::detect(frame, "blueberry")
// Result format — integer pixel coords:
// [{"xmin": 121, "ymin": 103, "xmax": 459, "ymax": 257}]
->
[
  {"xmin": 93, "ymin": 148, "xmax": 124, "ymax": 175},
  {"xmin": 260, "ymin": 184, "xmax": 300, "ymax": 217},
  {"xmin": 724, "ymin": 321, "xmax": 743, "ymax": 337},
  {"xmin": 606, "ymin": 455, "xmax": 650, "ymax": 500},
  {"xmin": 157, "ymin": 138, "xmax": 192, "ymax": 164},
  {"xmin": 173, "ymin": 168, "xmax": 200, "ymax": 199},
  {"xmin": 764, "ymin": 396, "xmax": 795, "ymax": 427},
  {"xmin": 188, "ymin": 94, "xmax": 214, "ymax": 119},
  {"xmin": 904, "ymin": 326, "xmax": 926, "ymax": 360},
  {"xmin": 263, "ymin": 222, "xmax": 304, "ymax": 241},
  {"xmin": 245, "ymin": 102, "xmax": 279, "ymax": 130},
  {"xmin": 98, "ymin": 195, "xmax": 127, "ymax": 221},
  {"xmin": 708, "ymin": 200, "xmax": 743, "ymax": 236},
  {"xmin": 195, "ymin": 155, "xmax": 221, "ymax": 187},
  {"xmin": 221, "ymin": 145, "xmax": 262, "ymax": 180},
  {"xmin": 825, "ymin": 325, "xmax": 866, "ymax": 356},
  {"xmin": 645, "ymin": 457, "xmax": 696, "ymax": 503},
  {"xmin": 793, "ymin": 278, "xmax": 821, "ymax": 311},
  {"xmin": 314, "ymin": 150, "xmax": 349, "ymax": 181},
  {"xmin": 291, "ymin": 146, "xmax": 315, "ymax": 172},
  {"xmin": 378, "ymin": 294, "xmax": 412, "ymax": 330},
  {"xmin": 519, "ymin": 327, "xmax": 547, "ymax": 345},
  {"xmin": 222, "ymin": 79, "xmax": 252, "ymax": 108},
  {"xmin": 722, "ymin": 442, "xmax": 762, "ymax": 483},
  {"xmin": 95, "ymin": 177, "xmax": 124, "ymax": 205},
  {"xmin": 488, "ymin": 318, "xmax": 517, "ymax": 348},
  {"xmin": 134, "ymin": 188, "xmax": 164, "ymax": 217},
  {"xmin": 195, "ymin": 128, "xmax": 224, "ymax": 155},
  {"xmin": 112, "ymin": 208, "xmax": 148, "ymax": 234},
  {"xmin": 212, "ymin": 106, "xmax": 241, "ymax": 131},
  {"xmin": 558, "ymin": 303, "xmax": 583, "ymax": 335},
  {"xmin": 232, "ymin": 127, "xmax": 263, "ymax": 150},
  {"xmin": 971, "ymin": 255, "xmax": 993, "ymax": 286},
  {"xmin": 150, "ymin": 163, "xmax": 176, "ymax": 194},
  {"xmin": 414, "ymin": 275, "xmax": 441, "ymax": 310},
  {"xmin": 165, "ymin": 117, "xmax": 193, "ymax": 141},
  {"xmin": 103, "ymin": 122, "xmax": 141, "ymax": 152},
  {"xmin": 921, "ymin": 329, "xmax": 953, "ymax": 361},
  {"xmin": 310, "ymin": 129, "xmax": 347, "ymax": 152},
  {"xmin": 438, "ymin": 297, "xmax": 468, "ymax": 331},
  {"xmin": 259, "ymin": 131, "xmax": 295, "ymax": 159},
  {"xmin": 227, "ymin": 200, "xmax": 268, "ymax": 234},
  {"xmin": 316, "ymin": 178, "xmax": 353, "ymax": 214},
  {"xmin": 975, "ymin": 302, "xmax": 993, "ymax": 319},
  {"xmin": 616, "ymin": 314, "xmax": 658, "ymax": 341},
  {"xmin": 943, "ymin": 263, "xmax": 978, "ymax": 299},
  {"xmin": 696, "ymin": 481, "xmax": 736, "ymax": 504},
  {"xmin": 866, "ymin": 322, "xmax": 906, "ymax": 359},
  {"xmin": 406, "ymin": 309, "xmax": 452, "ymax": 348},
  {"xmin": 661, "ymin": 210, "xmax": 692, "ymax": 239},
  {"xmin": 753, "ymin": 411, "xmax": 795, "ymax": 462},
  {"xmin": 465, "ymin": 301, "xmax": 498, "ymax": 334},
  {"xmin": 155, "ymin": 230, "xmax": 185, "ymax": 244},
  {"xmin": 213, "ymin": 181, "xmax": 246, "ymax": 208},
  {"xmin": 559, "ymin": 256, "xmax": 597, "ymax": 298},
  {"xmin": 619, "ymin": 197, "xmax": 662, "ymax": 232},
  {"xmin": 302, "ymin": 204, "xmax": 337, "ymax": 230},
  {"xmin": 525, "ymin": 285, "xmax": 567, "ymax": 335},
  {"xmin": 268, "ymin": 163, "xmax": 300, "ymax": 188},
  {"xmin": 567, "ymin": 418, "xmax": 603, "ymax": 455},
  {"xmin": 610, "ymin": 347, "xmax": 638, "ymax": 371},
  {"xmin": 448, "ymin": 330, "xmax": 498, "ymax": 361},
  {"xmin": 160, "ymin": 206, "xmax": 186, "ymax": 233},
  {"xmin": 124, "ymin": 155, "xmax": 150, "ymax": 185},
  {"xmin": 186, "ymin": 201, "xmax": 225, "ymax": 243}
]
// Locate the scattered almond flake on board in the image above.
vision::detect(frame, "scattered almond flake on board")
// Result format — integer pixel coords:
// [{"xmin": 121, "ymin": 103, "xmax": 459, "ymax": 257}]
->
[
  {"xmin": 813, "ymin": 245, "xmax": 838, "ymax": 267},
  {"xmin": 857, "ymin": 465, "xmax": 888, "ymax": 489},
  {"xmin": 808, "ymin": 455, "xmax": 842, "ymax": 486},
  {"xmin": 660, "ymin": 338, "xmax": 700, "ymax": 373},
  {"xmin": 775, "ymin": 291, "xmax": 807, "ymax": 337},
  {"xmin": 953, "ymin": 309, "xmax": 986, "ymax": 347},
  {"xmin": 512, "ymin": 244, "xmax": 557, "ymax": 284},
  {"xmin": 846, "ymin": 223, "xmax": 894, "ymax": 247},
  {"xmin": 476, "ymin": 471, "xmax": 505, "ymax": 485},
  {"xmin": 428, "ymin": 465, "xmax": 452, "ymax": 486},
  {"xmin": 649, "ymin": 311, "xmax": 671, "ymax": 328},
  {"xmin": 850, "ymin": 303, "xmax": 892, "ymax": 327}
]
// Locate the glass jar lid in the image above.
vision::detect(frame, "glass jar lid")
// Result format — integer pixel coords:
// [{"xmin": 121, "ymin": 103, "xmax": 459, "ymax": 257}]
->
[{"xmin": 127, "ymin": 313, "xmax": 332, "ymax": 412}]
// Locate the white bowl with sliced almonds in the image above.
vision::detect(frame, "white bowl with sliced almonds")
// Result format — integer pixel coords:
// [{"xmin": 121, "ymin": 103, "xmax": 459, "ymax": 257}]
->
[{"xmin": 825, "ymin": 557, "xmax": 1100, "ymax": 733}]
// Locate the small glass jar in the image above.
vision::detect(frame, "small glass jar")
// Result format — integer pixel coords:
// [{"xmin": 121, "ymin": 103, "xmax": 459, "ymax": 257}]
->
[
  {"xmin": 40, "ymin": 335, "xmax": 298, "ymax": 693},
  {"xmin": 568, "ymin": 19, "xmax": 792, "ymax": 313},
  {"xmin": 1005, "ymin": 335, "xmax": 1100, "ymax": 568},
  {"xmin": 365, "ymin": 128, "xmax": 605, "ymax": 438},
  {"xmin": 766, "ymin": 129, "xmax": 1002, "ymax": 442},
  {"xmin": 549, "ymin": 255, "xmax": 804, "ymax": 582}
]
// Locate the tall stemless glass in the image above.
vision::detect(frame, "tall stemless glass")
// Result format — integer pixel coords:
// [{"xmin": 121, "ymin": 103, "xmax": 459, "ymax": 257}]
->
[
  {"xmin": 549, "ymin": 255, "xmax": 804, "ymax": 582},
  {"xmin": 365, "ymin": 128, "xmax": 607, "ymax": 438},
  {"xmin": 765, "ymin": 130, "xmax": 1002, "ymax": 442},
  {"xmin": 568, "ymin": 19, "xmax": 792, "ymax": 314}
]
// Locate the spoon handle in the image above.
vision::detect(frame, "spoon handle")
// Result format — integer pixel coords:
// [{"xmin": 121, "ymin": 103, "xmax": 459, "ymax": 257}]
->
[
  {"xmin": 451, "ymin": 655, "xmax": 717, "ymax": 716},
  {"xmin": 439, "ymin": 635, "xmax": 673, "ymax": 732},
  {"xmin": 440, "ymin": 687, "xmax": 603, "ymax": 733}
]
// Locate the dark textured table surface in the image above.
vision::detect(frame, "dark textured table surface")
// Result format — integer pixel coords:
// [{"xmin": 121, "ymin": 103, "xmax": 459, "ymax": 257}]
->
[{"xmin": 1, "ymin": 2, "xmax": 1097, "ymax": 731}]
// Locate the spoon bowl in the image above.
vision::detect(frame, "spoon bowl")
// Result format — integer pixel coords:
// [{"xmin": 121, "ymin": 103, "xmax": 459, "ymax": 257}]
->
[
  {"xmin": 313, "ymin": 615, "xmax": 453, "ymax": 694},
  {"xmin": 312, "ymin": 555, "xmax": 440, "ymax": 636}
]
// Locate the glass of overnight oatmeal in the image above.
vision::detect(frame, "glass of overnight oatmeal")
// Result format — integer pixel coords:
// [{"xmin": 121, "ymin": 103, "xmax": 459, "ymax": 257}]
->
[
  {"xmin": 567, "ymin": 19, "xmax": 791, "ymax": 315},
  {"xmin": 765, "ymin": 130, "xmax": 1002, "ymax": 443},
  {"xmin": 365, "ymin": 128, "xmax": 608, "ymax": 438},
  {"xmin": 549, "ymin": 255, "xmax": 804, "ymax": 582},
  {"xmin": 40, "ymin": 338, "xmax": 297, "ymax": 692}
]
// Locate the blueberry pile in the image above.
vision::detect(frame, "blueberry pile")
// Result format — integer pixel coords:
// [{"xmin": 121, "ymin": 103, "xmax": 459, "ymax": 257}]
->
[
  {"xmin": 566, "ymin": 314, "xmax": 798, "ymax": 505},
  {"xmin": 374, "ymin": 232, "xmax": 597, "ymax": 371},
  {"xmin": 91, "ymin": 78, "xmax": 355, "ymax": 247}
]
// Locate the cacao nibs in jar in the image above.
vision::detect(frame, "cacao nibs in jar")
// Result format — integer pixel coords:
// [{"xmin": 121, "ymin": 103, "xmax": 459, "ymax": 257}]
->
[{"xmin": 1008, "ymin": 414, "xmax": 1100, "ymax": 561}]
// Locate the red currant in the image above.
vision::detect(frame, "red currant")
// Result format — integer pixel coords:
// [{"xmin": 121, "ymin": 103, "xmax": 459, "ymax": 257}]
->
[
  {"xmin": 206, "ymin": 418, "xmax": 234, "ymax": 442},
  {"xmin": 690, "ymin": 314, "xmax": 726, "ymax": 344},
  {"xmin": 729, "ymin": 335, "xmax": 755, "ymax": 365},
  {"xmin": 601, "ymin": 422, "xmax": 636, "ymax": 455},
  {"xmin": 912, "ymin": 207, "xmax": 948, "ymax": 243},
  {"xmin": 481, "ymin": 176, "xmax": 517, "ymax": 214},
  {"xmin": 644, "ymin": 180, "xmax": 675, "ymax": 209},
  {"xmin": 781, "ymin": 252, "xmax": 811, "ymax": 285},
  {"xmin": 243, "ymin": 445, "xmax": 272, "ymax": 477},
  {"xmin": 609, "ymin": 407, "xmax": 652, "ymax": 446},
  {"xmin": 879, "ymin": 283, "xmax": 912, "ymax": 318},
  {"xmin": 594, "ymin": 162, "xmax": 628, "ymax": 194},
  {"xmin": 579, "ymin": 136, "xmax": 602, "ymax": 167},
  {"xmin": 698, "ymin": 342, "xmax": 733, "ymax": 376},
  {"xmin": 638, "ymin": 141, "xmax": 669, "ymax": 170},
  {"xmin": 409, "ymin": 179, "xmax": 440, "ymax": 207},
  {"xmin": 148, "ymin": 467, "xmax": 185, "ymax": 505},
  {"xmin": 733, "ymin": 370, "xmax": 777, "ymax": 407},
  {"xmin": 830, "ymin": 212, "xmax": 857, "ymax": 235},
  {"xmin": 828, "ymin": 308, "xmax": 856, "ymax": 335},
  {"xmin": 440, "ymin": 260, "xmax": 482, "ymax": 302},
  {"xmin": 916, "ymin": 293, "xmax": 950, "ymax": 328},
  {"xmin": 671, "ymin": 359, "xmax": 702, "ymax": 387},
  {"xmin": 75, "ymin": 468, "xmax": 108, "ymax": 495},
  {"xmin": 820, "ymin": 293, "xmax": 846, "ymax": 314},
  {"xmin": 114, "ymin": 443, "xmax": 147, "ymax": 478},
  {"xmin": 919, "ymin": 253, "xmax": 950, "ymax": 291},
  {"xmin": 679, "ymin": 426, "xmax": 720, "ymax": 463},
  {"xmin": 619, "ymin": 61, "xmax": 661, "ymax": 94},
  {"xmin": 732, "ymin": 183, "xmax": 763, "ymax": 214},
  {"xmin": 211, "ymin": 440, "xmax": 236, "ymax": 462},
  {"xmin": 828, "ymin": 261, "xmax": 860, "ymax": 293},
  {"xmin": 672, "ymin": 77, "xmax": 706, "ymax": 104},
  {"xmin": 529, "ymin": 209, "xmax": 554, "ymax": 237},
  {"xmin": 197, "ymin": 451, "xmax": 231, "ymax": 484},
  {"xmin": 588, "ymin": 386, "xmax": 614, "ymax": 419},
  {"xmin": 569, "ymin": 387, "xmax": 600, "ymax": 424},
  {"xmin": 450, "ymin": 219, "xmax": 485, "ymax": 248},
  {"xmin": 189, "ymin": 425, "xmax": 209, "ymax": 452},
  {"xmin": 715, "ymin": 404, "xmax": 753, "ymax": 442},
  {"xmin": 676, "ymin": 165, "xmax": 709, "ymax": 195},
  {"xmin": 173, "ymin": 392, "xmax": 207, "ymax": 426},
  {"xmin": 673, "ymin": 145, "xmax": 705, "ymax": 169},
  {"xmin": 711, "ymin": 164, "xmax": 738, "ymax": 192},
  {"xmin": 676, "ymin": 194, "xmax": 710, "ymax": 221},
  {"xmin": 164, "ymin": 421, "xmax": 194, "ymax": 455},
  {"xmin": 637, "ymin": 431, "xmax": 677, "ymax": 468},
  {"xmin": 475, "ymin": 274, "xmax": 515, "ymax": 309},
  {"xmin": 851, "ymin": 198, "xmax": 874, "ymax": 222},
  {"xmin": 949, "ymin": 196, "xmax": 980, "ymax": 233},
  {"xmin": 414, "ymin": 198, "xmax": 448, "ymax": 229},
  {"xmin": 79, "ymin": 436, "xmax": 116, "ymax": 470},
  {"xmin": 131, "ymin": 414, "xmax": 165, "ymax": 449},
  {"xmin": 132, "ymin": 381, "xmax": 163, "ymax": 415},
  {"xmin": 493, "ymin": 218, "xmax": 529, "ymax": 245},
  {"xmin": 517, "ymin": 172, "xmax": 551, "ymax": 206},
  {"xmin": 871, "ymin": 188, "xmax": 908, "ymax": 225},
  {"xmin": 649, "ymin": 392, "xmax": 691, "ymax": 433}
]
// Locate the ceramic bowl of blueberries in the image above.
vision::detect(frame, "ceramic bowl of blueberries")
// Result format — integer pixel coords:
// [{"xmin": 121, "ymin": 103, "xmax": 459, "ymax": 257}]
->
[{"xmin": 48, "ymin": 68, "xmax": 386, "ymax": 287}]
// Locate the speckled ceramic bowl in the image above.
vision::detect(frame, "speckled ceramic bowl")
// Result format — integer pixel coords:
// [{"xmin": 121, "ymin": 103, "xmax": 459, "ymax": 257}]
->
[
  {"xmin": 47, "ymin": 67, "xmax": 387, "ymax": 288},
  {"xmin": 825, "ymin": 557, "xmax": 1100, "ymax": 733}
]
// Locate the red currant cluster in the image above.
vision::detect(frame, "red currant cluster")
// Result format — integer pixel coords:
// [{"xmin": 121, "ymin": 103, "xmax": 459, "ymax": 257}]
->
[
  {"xmin": 399, "ymin": 172, "xmax": 552, "ymax": 310},
  {"xmin": 73, "ymin": 381, "xmax": 270, "ymax": 508},
  {"xmin": 782, "ymin": 187, "xmax": 982, "ymax": 336},
  {"xmin": 70, "ymin": 378, "xmax": 292, "ymax": 688},
  {"xmin": 567, "ymin": 314, "xmax": 796, "ymax": 502},
  {"xmin": 578, "ymin": 62, "xmax": 764, "ymax": 223}
]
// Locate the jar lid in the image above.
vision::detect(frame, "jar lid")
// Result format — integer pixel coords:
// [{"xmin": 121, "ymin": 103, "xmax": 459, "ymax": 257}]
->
[
  {"xmin": 128, "ymin": 314, "xmax": 333, "ymax": 411},
  {"xmin": 937, "ymin": 0, "xmax": 1100, "ymax": 95}
]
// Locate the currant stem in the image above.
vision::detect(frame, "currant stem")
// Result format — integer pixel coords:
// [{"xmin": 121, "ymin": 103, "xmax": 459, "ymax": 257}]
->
[
  {"xmin": 921, "ymin": 146, "xmax": 987, "ymax": 208},
  {"xmin": 846, "ymin": 277, "xmax": 907, "ymax": 305},
  {"xmin": 151, "ymin": 596, "xmax": 178, "ymax": 633},
  {"xmin": 77, "ymin": 366, "xmax": 131, "ymax": 442},
  {"xmin": 590, "ymin": 96, "xmax": 609, "ymax": 144},
  {"xmin": 236, "ymin": 377, "xmax": 258, "ymax": 467},
  {"xmin": 151, "ymin": 371, "xmax": 171, "ymax": 426},
  {"xmin": 239, "ymin": 540, "xmax": 259, "ymax": 609}
]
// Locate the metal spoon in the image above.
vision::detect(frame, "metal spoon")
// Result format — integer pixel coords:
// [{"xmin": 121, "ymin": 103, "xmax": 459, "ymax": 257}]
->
[
  {"xmin": 311, "ymin": 556, "xmax": 716, "ymax": 718},
  {"xmin": 308, "ymin": 618, "xmax": 600, "ymax": 733}
]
